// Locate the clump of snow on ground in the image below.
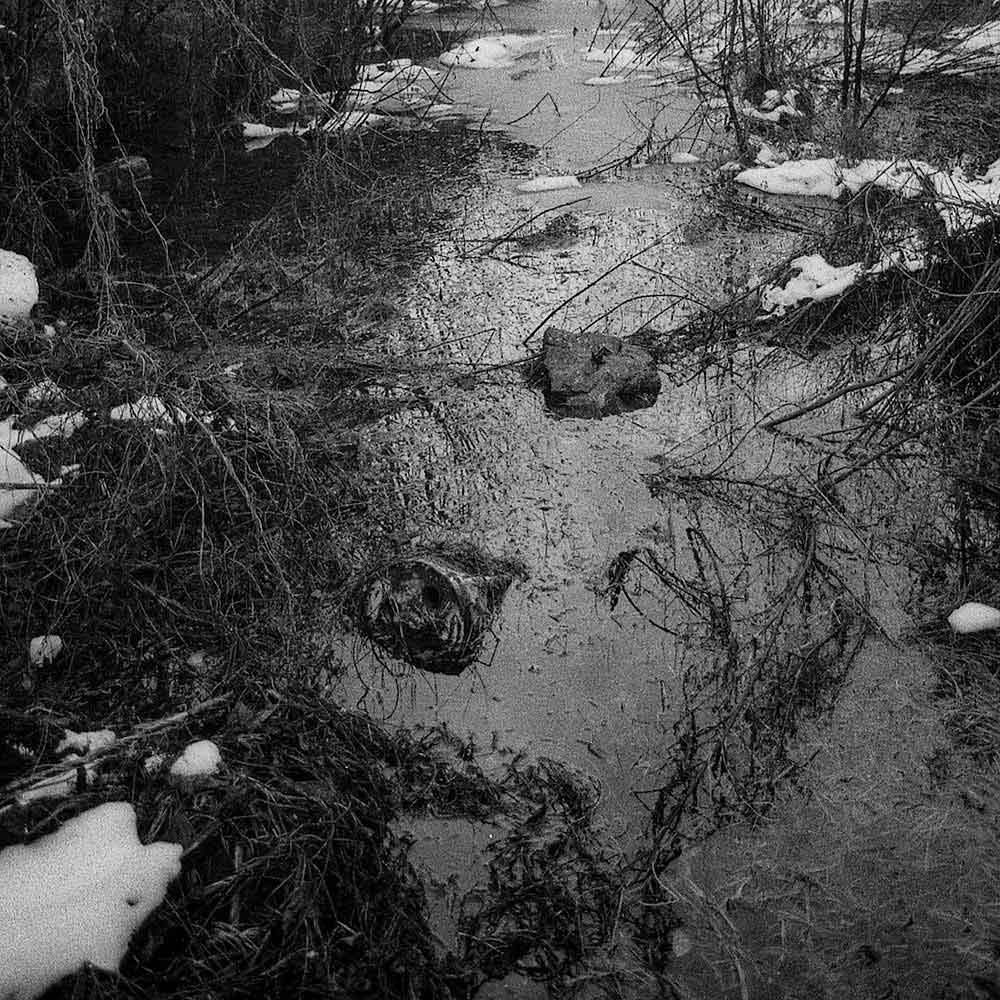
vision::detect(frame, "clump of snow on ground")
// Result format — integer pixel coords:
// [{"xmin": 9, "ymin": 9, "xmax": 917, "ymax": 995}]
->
[
  {"xmin": 0, "ymin": 802, "xmax": 182, "ymax": 1000},
  {"xmin": 28, "ymin": 634, "xmax": 63, "ymax": 666},
  {"xmin": 761, "ymin": 255, "xmax": 864, "ymax": 315},
  {"xmin": 56, "ymin": 729, "xmax": 117, "ymax": 758},
  {"xmin": 242, "ymin": 109, "xmax": 389, "ymax": 151},
  {"xmin": 948, "ymin": 601, "xmax": 1000, "ymax": 634},
  {"xmin": 169, "ymin": 740, "xmax": 222, "ymax": 779},
  {"xmin": 736, "ymin": 157, "xmax": 843, "ymax": 198},
  {"xmin": 0, "ymin": 250, "xmax": 39, "ymax": 319},
  {"xmin": 0, "ymin": 408, "xmax": 86, "ymax": 528},
  {"xmin": 109, "ymin": 395, "xmax": 188, "ymax": 427},
  {"xmin": 761, "ymin": 235, "xmax": 926, "ymax": 316},
  {"xmin": 736, "ymin": 156, "xmax": 1000, "ymax": 235}
]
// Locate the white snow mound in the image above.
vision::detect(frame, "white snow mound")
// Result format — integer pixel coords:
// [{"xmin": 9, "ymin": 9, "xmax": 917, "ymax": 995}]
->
[
  {"xmin": 948, "ymin": 601, "xmax": 1000, "ymax": 634},
  {"xmin": 0, "ymin": 802, "xmax": 182, "ymax": 1000},
  {"xmin": 761, "ymin": 254, "xmax": 864, "ymax": 315},
  {"xmin": 1, "ymin": 412, "xmax": 84, "ymax": 528},
  {"xmin": 736, "ymin": 158, "xmax": 844, "ymax": 198},
  {"xmin": 170, "ymin": 739, "xmax": 222, "ymax": 779},
  {"xmin": 738, "ymin": 156, "xmax": 1000, "ymax": 235},
  {"xmin": 0, "ymin": 250, "xmax": 39, "ymax": 319}
]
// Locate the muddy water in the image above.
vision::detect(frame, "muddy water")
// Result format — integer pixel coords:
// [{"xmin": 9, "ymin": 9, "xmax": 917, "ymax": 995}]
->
[{"xmin": 325, "ymin": 0, "xmax": 931, "ymax": 841}]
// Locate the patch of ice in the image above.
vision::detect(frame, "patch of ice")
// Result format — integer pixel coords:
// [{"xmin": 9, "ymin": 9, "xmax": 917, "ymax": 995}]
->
[
  {"xmin": 0, "ymin": 802, "xmax": 182, "ymax": 1000},
  {"xmin": 948, "ymin": 601, "xmax": 1000, "ymax": 634},
  {"xmin": 439, "ymin": 34, "xmax": 548, "ymax": 70},
  {"xmin": 670, "ymin": 151, "xmax": 700, "ymax": 164},
  {"xmin": 516, "ymin": 175, "xmax": 582, "ymax": 193},
  {"xmin": 169, "ymin": 740, "xmax": 222, "ymax": 779},
  {"xmin": 28, "ymin": 634, "xmax": 63, "ymax": 666},
  {"xmin": 0, "ymin": 249, "xmax": 38, "ymax": 319},
  {"xmin": 56, "ymin": 729, "xmax": 117, "ymax": 757}
]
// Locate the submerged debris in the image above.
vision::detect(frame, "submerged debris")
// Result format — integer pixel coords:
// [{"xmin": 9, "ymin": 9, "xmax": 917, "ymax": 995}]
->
[
  {"xmin": 536, "ymin": 326, "xmax": 662, "ymax": 418},
  {"xmin": 358, "ymin": 551, "xmax": 515, "ymax": 673}
]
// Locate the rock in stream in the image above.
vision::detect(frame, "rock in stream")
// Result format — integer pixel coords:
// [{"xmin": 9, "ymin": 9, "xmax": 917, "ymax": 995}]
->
[{"xmin": 537, "ymin": 326, "xmax": 662, "ymax": 418}]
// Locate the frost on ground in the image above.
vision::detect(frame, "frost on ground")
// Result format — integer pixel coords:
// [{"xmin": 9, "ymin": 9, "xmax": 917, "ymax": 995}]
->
[
  {"xmin": 736, "ymin": 156, "xmax": 1000, "ymax": 235},
  {"xmin": 169, "ymin": 739, "xmax": 222, "ymax": 779},
  {"xmin": 0, "ymin": 802, "xmax": 182, "ymax": 1000}
]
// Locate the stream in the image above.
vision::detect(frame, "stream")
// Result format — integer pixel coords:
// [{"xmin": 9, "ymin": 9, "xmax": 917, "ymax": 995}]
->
[{"xmin": 305, "ymin": 0, "xmax": 944, "ymax": 885}]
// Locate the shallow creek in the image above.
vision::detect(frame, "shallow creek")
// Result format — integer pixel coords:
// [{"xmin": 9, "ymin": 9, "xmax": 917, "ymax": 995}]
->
[{"xmin": 318, "ymin": 0, "xmax": 944, "ymax": 946}]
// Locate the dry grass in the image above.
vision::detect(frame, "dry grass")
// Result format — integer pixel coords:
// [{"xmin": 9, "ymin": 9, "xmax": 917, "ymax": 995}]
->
[{"xmin": 0, "ymin": 322, "xmax": 370, "ymax": 722}]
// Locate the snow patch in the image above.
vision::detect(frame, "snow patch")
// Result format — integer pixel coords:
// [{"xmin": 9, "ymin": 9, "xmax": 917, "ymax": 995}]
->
[
  {"xmin": 737, "ymin": 155, "xmax": 1000, "ymax": 235},
  {"xmin": 948, "ymin": 601, "xmax": 1000, "ymax": 634},
  {"xmin": 28, "ymin": 634, "xmax": 63, "ymax": 666},
  {"xmin": 583, "ymin": 75, "xmax": 629, "ymax": 86},
  {"xmin": 110, "ymin": 395, "xmax": 187, "ymax": 426},
  {"xmin": 170, "ymin": 740, "xmax": 222, "ymax": 779},
  {"xmin": 56, "ymin": 729, "xmax": 117, "ymax": 758},
  {"xmin": 439, "ymin": 34, "xmax": 549, "ymax": 70},
  {"xmin": 0, "ymin": 802, "xmax": 182, "ymax": 1000},
  {"xmin": 0, "ymin": 250, "xmax": 38, "ymax": 319},
  {"xmin": 761, "ymin": 255, "xmax": 864, "ymax": 316},
  {"xmin": 0, "ymin": 412, "xmax": 85, "ymax": 528}
]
